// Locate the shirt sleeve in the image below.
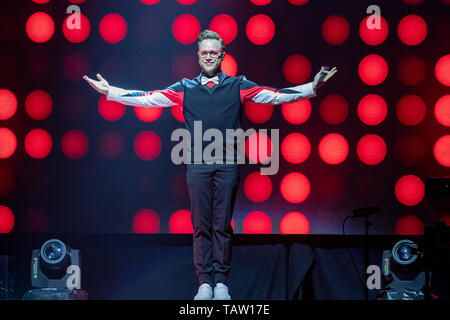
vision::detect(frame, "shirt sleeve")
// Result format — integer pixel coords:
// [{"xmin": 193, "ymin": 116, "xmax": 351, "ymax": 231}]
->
[
  {"xmin": 106, "ymin": 81, "xmax": 184, "ymax": 108},
  {"xmin": 239, "ymin": 76, "xmax": 316, "ymax": 105}
]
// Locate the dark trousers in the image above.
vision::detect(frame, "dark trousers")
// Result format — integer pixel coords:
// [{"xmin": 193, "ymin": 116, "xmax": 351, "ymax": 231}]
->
[{"xmin": 186, "ymin": 163, "xmax": 240, "ymax": 286}]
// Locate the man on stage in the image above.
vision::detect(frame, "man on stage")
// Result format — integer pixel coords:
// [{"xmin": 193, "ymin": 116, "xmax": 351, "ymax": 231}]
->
[{"xmin": 84, "ymin": 30, "xmax": 336, "ymax": 300}]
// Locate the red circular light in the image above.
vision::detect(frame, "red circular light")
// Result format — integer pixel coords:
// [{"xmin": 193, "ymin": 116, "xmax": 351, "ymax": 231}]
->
[
  {"xmin": 134, "ymin": 131, "xmax": 161, "ymax": 161},
  {"xmin": 288, "ymin": 0, "xmax": 309, "ymax": 4},
  {"xmin": 244, "ymin": 102, "xmax": 273, "ymax": 123},
  {"xmin": 32, "ymin": 0, "xmax": 51, "ymax": 3},
  {"xmin": 140, "ymin": 0, "xmax": 160, "ymax": 4},
  {"xmin": 177, "ymin": 0, "xmax": 197, "ymax": 4},
  {"xmin": 318, "ymin": 133, "xmax": 349, "ymax": 165},
  {"xmin": 322, "ymin": 15, "xmax": 350, "ymax": 45},
  {"xmin": 246, "ymin": 14, "xmax": 275, "ymax": 45},
  {"xmin": 172, "ymin": 14, "xmax": 200, "ymax": 44},
  {"xmin": 169, "ymin": 209, "xmax": 193, "ymax": 233},
  {"xmin": 0, "ymin": 206, "xmax": 14, "ymax": 233},
  {"xmin": 25, "ymin": 90, "xmax": 53, "ymax": 120},
  {"xmin": 357, "ymin": 94, "xmax": 387, "ymax": 125},
  {"xmin": 209, "ymin": 14, "xmax": 238, "ymax": 44},
  {"xmin": 280, "ymin": 172, "xmax": 310, "ymax": 204},
  {"xmin": 435, "ymin": 95, "xmax": 450, "ymax": 126},
  {"xmin": 133, "ymin": 209, "xmax": 160, "ymax": 233},
  {"xmin": 281, "ymin": 133, "xmax": 311, "ymax": 164},
  {"xmin": 396, "ymin": 135, "xmax": 425, "ymax": 165},
  {"xmin": 250, "ymin": 0, "xmax": 272, "ymax": 5},
  {"xmin": 435, "ymin": 55, "xmax": 450, "ymax": 87},
  {"xmin": 171, "ymin": 105, "xmax": 184, "ymax": 122},
  {"xmin": 243, "ymin": 211, "xmax": 272, "ymax": 234},
  {"xmin": 61, "ymin": 130, "xmax": 88, "ymax": 159},
  {"xmin": 99, "ymin": 13, "xmax": 127, "ymax": 44},
  {"xmin": 0, "ymin": 89, "xmax": 17, "ymax": 120},
  {"xmin": 98, "ymin": 95, "xmax": 125, "ymax": 121},
  {"xmin": 280, "ymin": 211, "xmax": 310, "ymax": 234},
  {"xmin": 63, "ymin": 52, "xmax": 88, "ymax": 81},
  {"xmin": 62, "ymin": 13, "xmax": 90, "ymax": 43},
  {"xmin": 281, "ymin": 100, "xmax": 311, "ymax": 124},
  {"xmin": 434, "ymin": 135, "xmax": 450, "ymax": 167},
  {"xmin": 243, "ymin": 171, "xmax": 272, "ymax": 202},
  {"xmin": 26, "ymin": 12, "xmax": 55, "ymax": 43},
  {"xmin": 320, "ymin": 94, "xmax": 348, "ymax": 125},
  {"xmin": 359, "ymin": 15, "xmax": 389, "ymax": 46},
  {"xmin": 98, "ymin": 130, "xmax": 124, "ymax": 159},
  {"xmin": 395, "ymin": 174, "xmax": 425, "ymax": 206},
  {"xmin": 397, "ymin": 15, "xmax": 427, "ymax": 46},
  {"xmin": 221, "ymin": 53, "xmax": 238, "ymax": 77},
  {"xmin": 396, "ymin": 95, "xmax": 426, "ymax": 126},
  {"xmin": 395, "ymin": 215, "xmax": 424, "ymax": 235},
  {"xmin": 358, "ymin": 54, "xmax": 388, "ymax": 86},
  {"xmin": 134, "ymin": 106, "xmax": 162, "ymax": 122},
  {"xmin": 356, "ymin": 134, "xmax": 387, "ymax": 165},
  {"xmin": 283, "ymin": 54, "xmax": 311, "ymax": 85},
  {"xmin": 25, "ymin": 129, "xmax": 52, "ymax": 159},
  {"xmin": 397, "ymin": 55, "xmax": 426, "ymax": 86},
  {"xmin": 0, "ymin": 128, "xmax": 17, "ymax": 159},
  {"xmin": 245, "ymin": 132, "xmax": 272, "ymax": 163}
]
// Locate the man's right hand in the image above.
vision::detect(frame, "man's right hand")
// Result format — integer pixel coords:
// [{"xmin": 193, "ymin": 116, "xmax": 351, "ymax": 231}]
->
[{"xmin": 83, "ymin": 74, "xmax": 110, "ymax": 95}]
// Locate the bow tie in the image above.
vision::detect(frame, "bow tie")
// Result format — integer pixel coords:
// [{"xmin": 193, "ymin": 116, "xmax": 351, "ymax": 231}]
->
[{"xmin": 201, "ymin": 75, "xmax": 219, "ymax": 86}]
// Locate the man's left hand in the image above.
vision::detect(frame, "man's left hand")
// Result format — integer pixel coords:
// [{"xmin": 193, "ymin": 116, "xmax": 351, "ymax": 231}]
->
[{"xmin": 313, "ymin": 66, "xmax": 337, "ymax": 89}]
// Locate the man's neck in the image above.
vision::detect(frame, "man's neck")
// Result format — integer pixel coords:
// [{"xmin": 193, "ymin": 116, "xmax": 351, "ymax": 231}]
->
[{"xmin": 202, "ymin": 70, "xmax": 220, "ymax": 78}]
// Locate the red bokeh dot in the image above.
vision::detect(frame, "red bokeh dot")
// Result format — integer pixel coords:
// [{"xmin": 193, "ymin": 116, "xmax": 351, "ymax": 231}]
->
[
  {"xmin": 359, "ymin": 15, "xmax": 389, "ymax": 46},
  {"xmin": 280, "ymin": 172, "xmax": 310, "ymax": 204},
  {"xmin": 134, "ymin": 106, "xmax": 162, "ymax": 122},
  {"xmin": 99, "ymin": 13, "xmax": 127, "ymax": 44},
  {"xmin": 0, "ymin": 206, "xmax": 14, "ymax": 233},
  {"xmin": 397, "ymin": 14, "xmax": 427, "ymax": 46},
  {"xmin": 140, "ymin": 0, "xmax": 160, "ymax": 4},
  {"xmin": 32, "ymin": 0, "xmax": 51, "ymax": 3},
  {"xmin": 283, "ymin": 54, "xmax": 311, "ymax": 85},
  {"xmin": 25, "ymin": 90, "xmax": 53, "ymax": 120},
  {"xmin": 134, "ymin": 131, "xmax": 161, "ymax": 161},
  {"xmin": 357, "ymin": 94, "xmax": 387, "ymax": 125},
  {"xmin": 396, "ymin": 95, "xmax": 426, "ymax": 126},
  {"xmin": 0, "ymin": 128, "xmax": 17, "ymax": 159},
  {"xmin": 322, "ymin": 15, "xmax": 350, "ymax": 45},
  {"xmin": 62, "ymin": 13, "xmax": 90, "ymax": 43},
  {"xmin": 63, "ymin": 52, "xmax": 88, "ymax": 81},
  {"xmin": 318, "ymin": 133, "xmax": 349, "ymax": 165},
  {"xmin": 221, "ymin": 53, "xmax": 238, "ymax": 77},
  {"xmin": 98, "ymin": 95, "xmax": 125, "ymax": 121},
  {"xmin": 172, "ymin": 14, "xmax": 200, "ymax": 44},
  {"xmin": 209, "ymin": 14, "xmax": 238, "ymax": 44},
  {"xmin": 397, "ymin": 55, "xmax": 426, "ymax": 86},
  {"xmin": 171, "ymin": 105, "xmax": 184, "ymax": 122},
  {"xmin": 133, "ymin": 209, "xmax": 160, "ymax": 233},
  {"xmin": 356, "ymin": 134, "xmax": 387, "ymax": 165},
  {"xmin": 282, "ymin": 100, "xmax": 311, "ymax": 124},
  {"xmin": 243, "ymin": 211, "xmax": 272, "ymax": 234},
  {"xmin": 61, "ymin": 129, "xmax": 89, "ymax": 159},
  {"xmin": 395, "ymin": 174, "xmax": 425, "ymax": 206},
  {"xmin": 280, "ymin": 211, "xmax": 310, "ymax": 234},
  {"xmin": 434, "ymin": 135, "xmax": 450, "ymax": 167},
  {"xmin": 250, "ymin": 0, "xmax": 272, "ymax": 5},
  {"xmin": 98, "ymin": 130, "xmax": 124, "ymax": 159},
  {"xmin": 244, "ymin": 102, "xmax": 273, "ymax": 123},
  {"xmin": 243, "ymin": 171, "xmax": 272, "ymax": 202},
  {"xmin": 435, "ymin": 95, "xmax": 450, "ymax": 126},
  {"xmin": 246, "ymin": 14, "xmax": 275, "ymax": 45},
  {"xmin": 396, "ymin": 135, "xmax": 426, "ymax": 165},
  {"xmin": 281, "ymin": 133, "xmax": 311, "ymax": 164},
  {"xmin": 25, "ymin": 129, "xmax": 53, "ymax": 159},
  {"xmin": 320, "ymin": 94, "xmax": 349, "ymax": 125},
  {"xmin": 245, "ymin": 132, "xmax": 272, "ymax": 163},
  {"xmin": 288, "ymin": 0, "xmax": 309, "ymax": 4},
  {"xmin": 26, "ymin": 12, "xmax": 55, "ymax": 43},
  {"xmin": 358, "ymin": 54, "xmax": 388, "ymax": 86},
  {"xmin": 435, "ymin": 55, "xmax": 450, "ymax": 87},
  {"xmin": 169, "ymin": 209, "xmax": 193, "ymax": 233},
  {"xmin": 0, "ymin": 89, "xmax": 17, "ymax": 120},
  {"xmin": 177, "ymin": 0, "xmax": 197, "ymax": 4},
  {"xmin": 395, "ymin": 215, "xmax": 424, "ymax": 235}
]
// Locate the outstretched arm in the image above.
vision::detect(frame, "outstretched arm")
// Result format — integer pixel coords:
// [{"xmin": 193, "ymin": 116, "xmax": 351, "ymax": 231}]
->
[
  {"xmin": 240, "ymin": 66, "xmax": 337, "ymax": 105},
  {"xmin": 83, "ymin": 74, "xmax": 184, "ymax": 108}
]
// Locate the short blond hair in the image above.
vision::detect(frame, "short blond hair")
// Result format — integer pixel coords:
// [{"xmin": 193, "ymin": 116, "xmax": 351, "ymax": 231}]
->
[{"xmin": 197, "ymin": 30, "xmax": 225, "ymax": 50}]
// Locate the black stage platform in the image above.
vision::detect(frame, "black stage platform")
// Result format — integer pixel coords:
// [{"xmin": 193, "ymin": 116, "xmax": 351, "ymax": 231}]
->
[{"xmin": 1, "ymin": 234, "xmax": 448, "ymax": 300}]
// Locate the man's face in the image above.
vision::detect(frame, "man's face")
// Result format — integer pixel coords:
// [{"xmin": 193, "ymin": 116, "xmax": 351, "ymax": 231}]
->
[{"xmin": 198, "ymin": 39, "xmax": 224, "ymax": 77}]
